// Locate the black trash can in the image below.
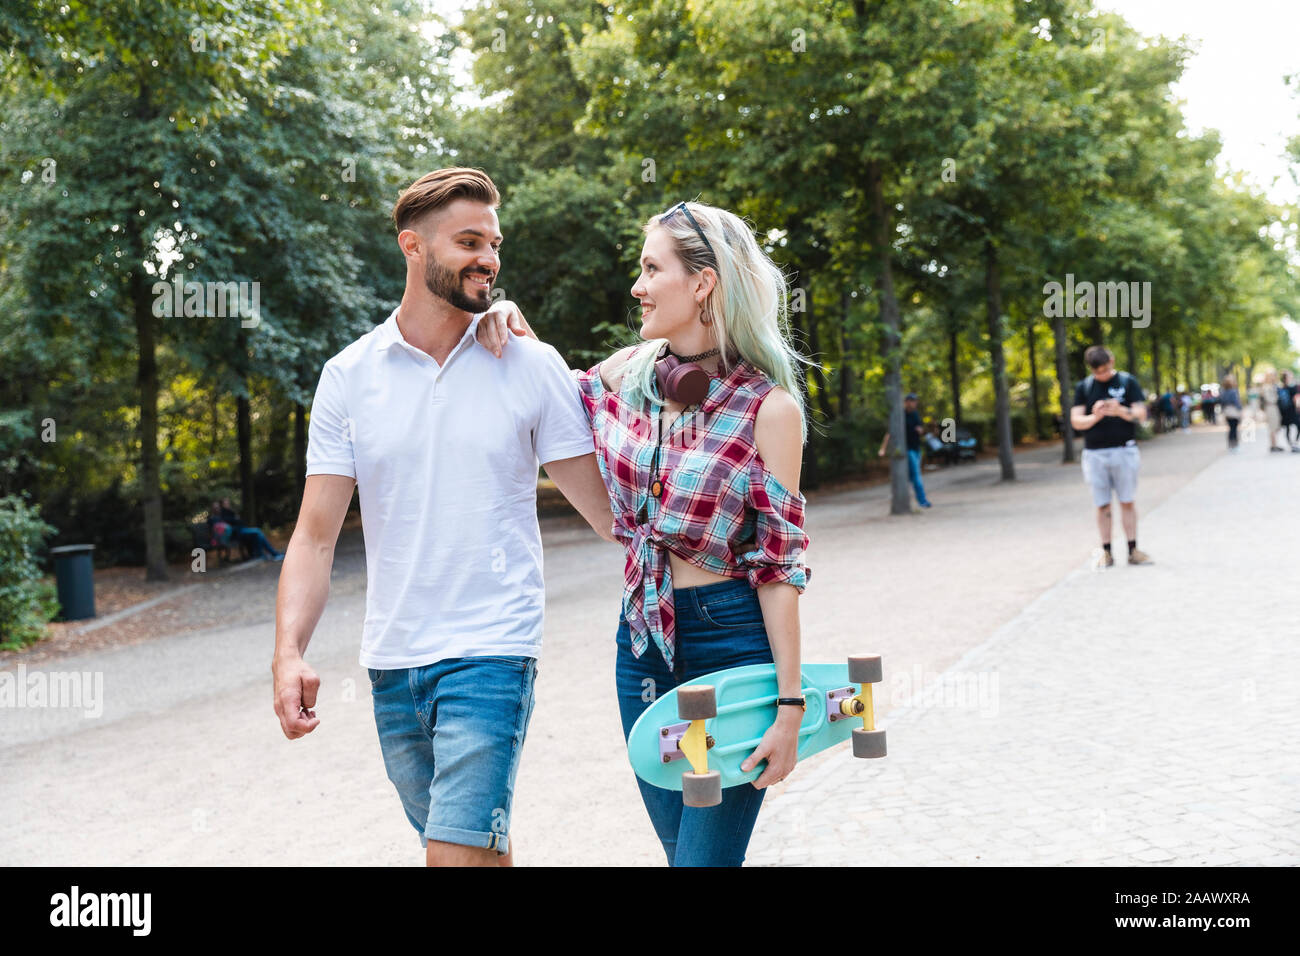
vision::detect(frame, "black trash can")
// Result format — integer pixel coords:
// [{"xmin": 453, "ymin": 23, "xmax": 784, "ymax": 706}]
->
[{"xmin": 51, "ymin": 544, "xmax": 96, "ymax": 622}]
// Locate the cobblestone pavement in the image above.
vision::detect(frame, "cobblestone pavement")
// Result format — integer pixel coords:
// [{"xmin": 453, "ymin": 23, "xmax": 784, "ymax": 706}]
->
[
  {"xmin": 4, "ymin": 426, "xmax": 1287, "ymax": 866},
  {"xmin": 747, "ymin": 437, "xmax": 1300, "ymax": 866}
]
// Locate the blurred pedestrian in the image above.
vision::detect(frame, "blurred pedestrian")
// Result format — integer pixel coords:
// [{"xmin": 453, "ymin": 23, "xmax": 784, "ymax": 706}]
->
[
  {"xmin": 1278, "ymin": 370, "xmax": 1299, "ymax": 452},
  {"xmin": 879, "ymin": 392, "xmax": 931, "ymax": 509},
  {"xmin": 1259, "ymin": 371, "xmax": 1283, "ymax": 453},
  {"xmin": 1069, "ymin": 345, "xmax": 1152, "ymax": 568},
  {"xmin": 219, "ymin": 497, "xmax": 284, "ymax": 560},
  {"xmin": 1220, "ymin": 374, "xmax": 1242, "ymax": 452}
]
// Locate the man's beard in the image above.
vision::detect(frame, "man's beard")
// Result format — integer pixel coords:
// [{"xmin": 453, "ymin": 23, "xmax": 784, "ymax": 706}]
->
[{"xmin": 424, "ymin": 256, "xmax": 492, "ymax": 313}]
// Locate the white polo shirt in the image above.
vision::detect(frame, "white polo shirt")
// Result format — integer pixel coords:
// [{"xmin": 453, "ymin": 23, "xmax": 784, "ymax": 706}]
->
[{"xmin": 305, "ymin": 307, "xmax": 595, "ymax": 668}]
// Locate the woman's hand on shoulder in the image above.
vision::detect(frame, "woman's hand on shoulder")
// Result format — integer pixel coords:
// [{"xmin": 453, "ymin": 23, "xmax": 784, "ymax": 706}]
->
[
  {"xmin": 598, "ymin": 345, "xmax": 639, "ymax": 392},
  {"xmin": 475, "ymin": 299, "xmax": 539, "ymax": 358},
  {"xmin": 754, "ymin": 387, "xmax": 803, "ymax": 494}
]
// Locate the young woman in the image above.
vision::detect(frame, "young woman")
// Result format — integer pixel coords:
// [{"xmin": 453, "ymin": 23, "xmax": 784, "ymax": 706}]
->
[{"xmin": 478, "ymin": 201, "xmax": 811, "ymax": 866}]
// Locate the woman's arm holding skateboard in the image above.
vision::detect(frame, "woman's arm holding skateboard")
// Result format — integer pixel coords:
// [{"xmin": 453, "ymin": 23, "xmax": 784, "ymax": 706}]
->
[{"xmin": 741, "ymin": 389, "xmax": 805, "ymax": 789}]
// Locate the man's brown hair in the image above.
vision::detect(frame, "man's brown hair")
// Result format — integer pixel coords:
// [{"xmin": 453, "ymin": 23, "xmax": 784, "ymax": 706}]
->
[
  {"xmin": 1084, "ymin": 345, "xmax": 1114, "ymax": 370},
  {"xmin": 392, "ymin": 167, "xmax": 500, "ymax": 233}
]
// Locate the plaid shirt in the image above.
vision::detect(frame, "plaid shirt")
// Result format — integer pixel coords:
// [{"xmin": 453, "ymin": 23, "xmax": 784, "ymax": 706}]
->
[{"xmin": 573, "ymin": 353, "xmax": 811, "ymax": 671}]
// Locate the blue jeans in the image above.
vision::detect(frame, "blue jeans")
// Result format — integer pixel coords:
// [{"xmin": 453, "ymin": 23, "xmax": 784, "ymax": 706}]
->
[
  {"xmin": 368, "ymin": 656, "xmax": 537, "ymax": 854},
  {"xmin": 238, "ymin": 527, "xmax": 279, "ymax": 558},
  {"xmin": 906, "ymin": 449, "xmax": 930, "ymax": 506},
  {"xmin": 615, "ymin": 579, "xmax": 773, "ymax": 867}
]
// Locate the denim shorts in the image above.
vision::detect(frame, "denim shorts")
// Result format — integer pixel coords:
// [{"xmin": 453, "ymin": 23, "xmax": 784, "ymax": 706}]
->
[
  {"xmin": 1080, "ymin": 444, "xmax": 1140, "ymax": 507},
  {"xmin": 616, "ymin": 578, "xmax": 775, "ymax": 867},
  {"xmin": 368, "ymin": 656, "xmax": 537, "ymax": 855}
]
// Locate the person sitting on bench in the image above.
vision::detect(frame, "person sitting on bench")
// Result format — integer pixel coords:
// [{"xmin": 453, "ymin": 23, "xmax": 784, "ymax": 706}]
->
[{"xmin": 217, "ymin": 497, "xmax": 284, "ymax": 561}]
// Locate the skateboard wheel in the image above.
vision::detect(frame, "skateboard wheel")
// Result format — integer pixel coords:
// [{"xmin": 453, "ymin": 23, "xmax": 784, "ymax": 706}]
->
[
  {"xmin": 677, "ymin": 684, "xmax": 717, "ymax": 721},
  {"xmin": 852, "ymin": 727, "xmax": 887, "ymax": 759},
  {"xmin": 682, "ymin": 770, "xmax": 722, "ymax": 807},
  {"xmin": 848, "ymin": 654, "xmax": 882, "ymax": 684}
]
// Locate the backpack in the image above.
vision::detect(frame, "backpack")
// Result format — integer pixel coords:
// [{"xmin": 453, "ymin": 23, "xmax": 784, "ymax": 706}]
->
[{"xmin": 1082, "ymin": 371, "xmax": 1133, "ymax": 405}]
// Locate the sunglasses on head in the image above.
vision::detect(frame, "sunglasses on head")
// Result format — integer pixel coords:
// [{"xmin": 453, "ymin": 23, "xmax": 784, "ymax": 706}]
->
[{"xmin": 662, "ymin": 201, "xmax": 716, "ymax": 262}]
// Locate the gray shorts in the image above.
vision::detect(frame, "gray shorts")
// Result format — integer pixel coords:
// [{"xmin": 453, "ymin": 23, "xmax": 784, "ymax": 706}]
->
[{"xmin": 1081, "ymin": 444, "xmax": 1140, "ymax": 507}]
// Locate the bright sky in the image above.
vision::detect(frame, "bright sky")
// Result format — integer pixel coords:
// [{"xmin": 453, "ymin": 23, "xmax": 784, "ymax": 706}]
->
[{"xmin": 1100, "ymin": 0, "xmax": 1300, "ymax": 206}]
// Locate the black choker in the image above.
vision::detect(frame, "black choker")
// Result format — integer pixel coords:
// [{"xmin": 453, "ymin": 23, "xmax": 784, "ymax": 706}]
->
[{"xmin": 667, "ymin": 346, "xmax": 720, "ymax": 363}]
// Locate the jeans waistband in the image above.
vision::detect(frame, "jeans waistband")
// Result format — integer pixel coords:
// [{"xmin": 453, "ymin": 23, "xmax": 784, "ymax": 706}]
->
[{"xmin": 673, "ymin": 578, "xmax": 756, "ymax": 622}]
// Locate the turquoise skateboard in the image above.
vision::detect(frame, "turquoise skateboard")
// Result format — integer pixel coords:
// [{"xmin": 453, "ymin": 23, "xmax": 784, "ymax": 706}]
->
[{"xmin": 627, "ymin": 655, "xmax": 887, "ymax": 806}]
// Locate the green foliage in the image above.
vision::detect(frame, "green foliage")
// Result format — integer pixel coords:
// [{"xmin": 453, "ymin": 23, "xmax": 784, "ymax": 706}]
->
[
  {"xmin": 0, "ymin": 495, "xmax": 59, "ymax": 649},
  {"xmin": 2, "ymin": 0, "xmax": 1299, "ymax": 567}
]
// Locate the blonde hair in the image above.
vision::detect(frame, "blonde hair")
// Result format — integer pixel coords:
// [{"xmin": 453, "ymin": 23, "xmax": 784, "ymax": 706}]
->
[{"xmin": 622, "ymin": 201, "xmax": 811, "ymax": 442}]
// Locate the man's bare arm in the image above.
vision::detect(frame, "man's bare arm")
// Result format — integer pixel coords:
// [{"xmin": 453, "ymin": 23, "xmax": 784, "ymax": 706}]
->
[
  {"xmin": 272, "ymin": 474, "xmax": 356, "ymax": 739},
  {"xmin": 542, "ymin": 453, "xmax": 617, "ymax": 542},
  {"xmin": 1070, "ymin": 402, "xmax": 1100, "ymax": 432}
]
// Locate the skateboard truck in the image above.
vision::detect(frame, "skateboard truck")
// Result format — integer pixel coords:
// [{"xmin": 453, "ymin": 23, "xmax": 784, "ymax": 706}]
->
[
  {"xmin": 673, "ymin": 684, "xmax": 722, "ymax": 807},
  {"xmin": 826, "ymin": 686, "xmax": 863, "ymax": 722},
  {"xmin": 659, "ymin": 722, "xmax": 716, "ymax": 764},
  {"xmin": 845, "ymin": 655, "xmax": 887, "ymax": 759}
]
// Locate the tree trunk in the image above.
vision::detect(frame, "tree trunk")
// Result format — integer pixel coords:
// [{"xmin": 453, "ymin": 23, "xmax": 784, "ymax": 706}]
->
[
  {"xmin": 132, "ymin": 258, "xmax": 168, "ymax": 580},
  {"xmin": 1151, "ymin": 326, "xmax": 1162, "ymax": 397},
  {"xmin": 867, "ymin": 161, "xmax": 911, "ymax": 514},
  {"xmin": 837, "ymin": 289, "xmax": 852, "ymax": 417},
  {"xmin": 1027, "ymin": 314, "xmax": 1041, "ymax": 439},
  {"xmin": 237, "ymin": 392, "xmax": 256, "ymax": 526},
  {"xmin": 794, "ymin": 272, "xmax": 833, "ymax": 426},
  {"xmin": 1051, "ymin": 309, "xmax": 1075, "ymax": 462},
  {"xmin": 127, "ymin": 83, "xmax": 168, "ymax": 581},
  {"xmin": 209, "ymin": 391, "xmax": 220, "ymax": 457},
  {"xmin": 1087, "ymin": 314, "xmax": 1103, "ymax": 350},
  {"xmin": 267, "ymin": 393, "xmax": 290, "ymax": 475},
  {"xmin": 1125, "ymin": 322, "xmax": 1136, "ymax": 381},
  {"xmin": 948, "ymin": 317, "xmax": 962, "ymax": 425},
  {"xmin": 1150, "ymin": 326, "xmax": 1163, "ymax": 432},
  {"xmin": 984, "ymin": 237, "xmax": 1015, "ymax": 480}
]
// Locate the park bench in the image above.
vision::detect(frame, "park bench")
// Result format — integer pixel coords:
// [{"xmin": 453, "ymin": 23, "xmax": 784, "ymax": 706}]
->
[{"xmin": 190, "ymin": 523, "xmax": 233, "ymax": 568}]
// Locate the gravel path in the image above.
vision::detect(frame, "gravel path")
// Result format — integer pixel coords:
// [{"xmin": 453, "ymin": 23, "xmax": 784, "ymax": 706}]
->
[{"xmin": 0, "ymin": 426, "xmax": 1254, "ymax": 865}]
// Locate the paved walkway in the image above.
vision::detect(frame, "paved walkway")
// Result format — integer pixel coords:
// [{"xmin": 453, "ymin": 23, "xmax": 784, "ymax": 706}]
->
[
  {"xmin": 748, "ymin": 436, "xmax": 1300, "ymax": 865},
  {"xmin": 3, "ymin": 425, "xmax": 1293, "ymax": 865}
]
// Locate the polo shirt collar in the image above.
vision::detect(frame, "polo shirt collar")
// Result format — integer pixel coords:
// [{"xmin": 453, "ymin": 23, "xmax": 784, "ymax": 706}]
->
[{"xmin": 375, "ymin": 306, "xmax": 485, "ymax": 356}]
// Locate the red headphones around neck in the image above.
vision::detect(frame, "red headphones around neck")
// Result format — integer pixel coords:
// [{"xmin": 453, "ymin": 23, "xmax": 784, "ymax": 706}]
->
[{"xmin": 654, "ymin": 344, "xmax": 720, "ymax": 405}]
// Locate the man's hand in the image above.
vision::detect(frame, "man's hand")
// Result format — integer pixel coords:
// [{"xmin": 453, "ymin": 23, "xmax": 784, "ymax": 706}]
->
[
  {"xmin": 1092, "ymin": 399, "xmax": 1109, "ymax": 416},
  {"xmin": 273, "ymin": 655, "xmax": 322, "ymax": 739},
  {"xmin": 476, "ymin": 299, "xmax": 539, "ymax": 358}
]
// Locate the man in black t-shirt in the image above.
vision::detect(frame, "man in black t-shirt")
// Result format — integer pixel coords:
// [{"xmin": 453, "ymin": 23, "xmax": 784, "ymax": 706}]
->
[
  {"xmin": 1279, "ymin": 370, "xmax": 1300, "ymax": 451},
  {"xmin": 1069, "ymin": 345, "xmax": 1152, "ymax": 569},
  {"xmin": 878, "ymin": 392, "xmax": 932, "ymax": 508}
]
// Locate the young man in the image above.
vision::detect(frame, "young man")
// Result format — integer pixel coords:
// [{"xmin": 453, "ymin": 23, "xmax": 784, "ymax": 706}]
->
[
  {"xmin": 271, "ymin": 168, "xmax": 615, "ymax": 867},
  {"xmin": 1069, "ymin": 345, "xmax": 1152, "ymax": 568},
  {"xmin": 878, "ymin": 392, "xmax": 932, "ymax": 509}
]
